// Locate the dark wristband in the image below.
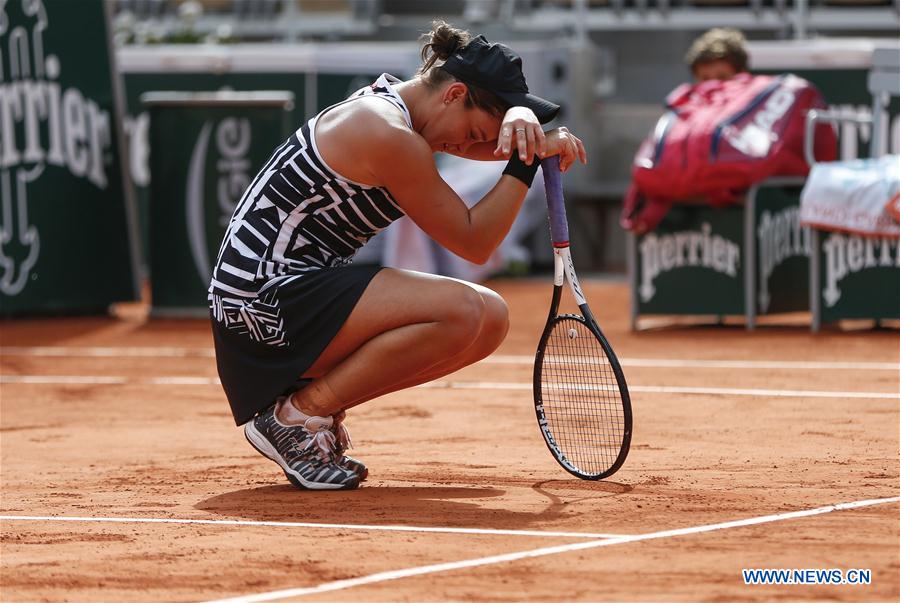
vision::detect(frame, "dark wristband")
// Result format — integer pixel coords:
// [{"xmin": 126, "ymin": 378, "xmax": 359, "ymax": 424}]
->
[{"xmin": 502, "ymin": 153, "xmax": 541, "ymax": 188}]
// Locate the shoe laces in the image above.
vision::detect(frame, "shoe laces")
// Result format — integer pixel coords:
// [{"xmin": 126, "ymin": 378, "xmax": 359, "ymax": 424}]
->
[
  {"xmin": 302, "ymin": 416, "xmax": 337, "ymax": 463},
  {"xmin": 331, "ymin": 413, "xmax": 353, "ymax": 455}
]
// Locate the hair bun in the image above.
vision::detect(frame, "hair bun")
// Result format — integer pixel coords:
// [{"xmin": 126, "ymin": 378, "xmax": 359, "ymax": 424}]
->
[{"xmin": 419, "ymin": 20, "xmax": 471, "ymax": 73}]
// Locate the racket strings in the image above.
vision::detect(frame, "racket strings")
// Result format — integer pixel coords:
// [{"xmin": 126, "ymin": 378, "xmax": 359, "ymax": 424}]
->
[{"xmin": 540, "ymin": 317, "xmax": 626, "ymax": 476}]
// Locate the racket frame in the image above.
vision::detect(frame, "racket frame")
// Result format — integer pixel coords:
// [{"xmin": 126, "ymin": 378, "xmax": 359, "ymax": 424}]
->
[{"xmin": 533, "ymin": 157, "xmax": 633, "ymax": 480}]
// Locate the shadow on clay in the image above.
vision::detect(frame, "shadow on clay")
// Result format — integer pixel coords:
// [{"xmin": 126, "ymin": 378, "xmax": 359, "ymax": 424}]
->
[
  {"xmin": 195, "ymin": 479, "xmax": 633, "ymax": 530},
  {"xmin": 195, "ymin": 484, "xmax": 523, "ymax": 528},
  {"xmin": 531, "ymin": 479, "xmax": 633, "ymax": 508}
]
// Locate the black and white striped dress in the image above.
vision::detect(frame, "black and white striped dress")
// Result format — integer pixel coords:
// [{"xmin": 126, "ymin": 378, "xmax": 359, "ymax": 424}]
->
[{"xmin": 209, "ymin": 74, "xmax": 409, "ymax": 425}]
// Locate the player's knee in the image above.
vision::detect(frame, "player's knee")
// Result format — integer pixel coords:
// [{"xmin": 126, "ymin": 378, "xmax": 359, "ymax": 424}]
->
[
  {"xmin": 478, "ymin": 292, "xmax": 509, "ymax": 351},
  {"xmin": 442, "ymin": 286, "xmax": 488, "ymax": 347}
]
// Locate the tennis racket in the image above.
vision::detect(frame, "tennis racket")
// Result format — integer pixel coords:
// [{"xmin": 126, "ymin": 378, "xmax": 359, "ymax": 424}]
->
[{"xmin": 533, "ymin": 156, "xmax": 632, "ymax": 480}]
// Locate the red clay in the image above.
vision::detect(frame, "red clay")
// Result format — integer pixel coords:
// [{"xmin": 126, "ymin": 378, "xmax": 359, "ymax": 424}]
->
[{"xmin": 1, "ymin": 280, "xmax": 898, "ymax": 602}]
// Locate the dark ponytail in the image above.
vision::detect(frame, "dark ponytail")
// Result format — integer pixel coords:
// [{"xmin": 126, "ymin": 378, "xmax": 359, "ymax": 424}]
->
[{"xmin": 418, "ymin": 20, "xmax": 508, "ymax": 118}]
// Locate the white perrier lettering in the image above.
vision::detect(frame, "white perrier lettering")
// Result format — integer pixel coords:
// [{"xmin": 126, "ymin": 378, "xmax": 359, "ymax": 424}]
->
[
  {"xmin": 639, "ymin": 222, "xmax": 740, "ymax": 302},
  {"xmin": 0, "ymin": 60, "xmax": 112, "ymax": 189},
  {"xmin": 822, "ymin": 233, "xmax": 899, "ymax": 307},
  {"xmin": 756, "ymin": 207, "xmax": 810, "ymax": 312}
]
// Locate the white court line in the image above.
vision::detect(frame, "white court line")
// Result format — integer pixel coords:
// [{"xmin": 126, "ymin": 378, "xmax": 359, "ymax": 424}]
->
[
  {"xmin": 202, "ymin": 496, "xmax": 900, "ymax": 603},
  {"xmin": 2, "ymin": 347, "xmax": 897, "ymax": 371},
  {"xmin": 0, "ymin": 346, "xmax": 216, "ymax": 358},
  {"xmin": 423, "ymin": 381, "xmax": 900, "ymax": 400},
  {"xmin": 149, "ymin": 376, "xmax": 221, "ymax": 385},
  {"xmin": 0, "ymin": 375, "xmax": 223, "ymax": 386},
  {"xmin": 1, "ymin": 375, "xmax": 898, "ymax": 399},
  {"xmin": 0, "ymin": 375, "xmax": 129, "ymax": 385},
  {"xmin": 0, "ymin": 515, "xmax": 624, "ymax": 540},
  {"xmin": 489, "ymin": 355, "xmax": 900, "ymax": 371}
]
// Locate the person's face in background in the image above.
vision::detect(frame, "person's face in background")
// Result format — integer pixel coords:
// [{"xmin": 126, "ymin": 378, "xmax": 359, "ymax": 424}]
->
[{"xmin": 692, "ymin": 59, "xmax": 739, "ymax": 82}]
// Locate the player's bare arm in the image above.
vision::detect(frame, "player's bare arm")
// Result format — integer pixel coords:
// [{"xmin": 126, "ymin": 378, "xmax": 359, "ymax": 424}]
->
[
  {"xmin": 366, "ymin": 116, "xmax": 530, "ymax": 265},
  {"xmin": 318, "ymin": 96, "xmax": 588, "ymax": 264},
  {"xmin": 447, "ymin": 106, "xmax": 587, "ymax": 172}
]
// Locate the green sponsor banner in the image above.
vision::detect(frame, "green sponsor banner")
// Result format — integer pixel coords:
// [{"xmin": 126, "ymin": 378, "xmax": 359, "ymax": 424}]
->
[
  {"xmin": 635, "ymin": 205, "xmax": 744, "ymax": 315},
  {"xmin": 144, "ymin": 92, "xmax": 294, "ymax": 315},
  {"xmin": 753, "ymin": 184, "xmax": 809, "ymax": 315},
  {"xmin": 317, "ymin": 73, "xmax": 375, "ymax": 109},
  {"xmin": 0, "ymin": 0, "xmax": 138, "ymax": 315},
  {"xmin": 817, "ymin": 232, "xmax": 900, "ymax": 322}
]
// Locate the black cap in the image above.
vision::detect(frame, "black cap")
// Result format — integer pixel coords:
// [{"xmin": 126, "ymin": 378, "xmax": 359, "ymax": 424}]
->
[{"xmin": 440, "ymin": 35, "xmax": 560, "ymax": 125}]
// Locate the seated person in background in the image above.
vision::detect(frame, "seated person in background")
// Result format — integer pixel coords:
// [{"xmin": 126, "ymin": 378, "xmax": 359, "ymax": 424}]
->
[
  {"xmin": 620, "ymin": 27, "xmax": 835, "ymax": 234},
  {"xmin": 684, "ymin": 27, "xmax": 748, "ymax": 82}
]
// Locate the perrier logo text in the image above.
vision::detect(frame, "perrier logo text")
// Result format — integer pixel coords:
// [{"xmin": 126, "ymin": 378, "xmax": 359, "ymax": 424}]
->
[
  {"xmin": 822, "ymin": 233, "xmax": 899, "ymax": 307},
  {"xmin": 0, "ymin": 10, "xmax": 112, "ymax": 188},
  {"xmin": 756, "ymin": 207, "xmax": 810, "ymax": 313},
  {"xmin": 639, "ymin": 222, "xmax": 740, "ymax": 302}
]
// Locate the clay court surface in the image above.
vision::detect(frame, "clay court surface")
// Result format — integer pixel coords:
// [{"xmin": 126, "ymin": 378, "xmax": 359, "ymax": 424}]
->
[{"xmin": 1, "ymin": 279, "xmax": 898, "ymax": 602}]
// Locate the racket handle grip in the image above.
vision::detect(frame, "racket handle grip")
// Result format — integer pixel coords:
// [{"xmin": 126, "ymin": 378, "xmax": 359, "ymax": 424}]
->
[{"xmin": 541, "ymin": 156, "xmax": 569, "ymax": 246}]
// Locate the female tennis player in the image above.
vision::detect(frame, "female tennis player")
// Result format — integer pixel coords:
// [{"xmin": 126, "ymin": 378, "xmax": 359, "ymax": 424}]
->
[{"xmin": 209, "ymin": 21, "xmax": 587, "ymax": 490}]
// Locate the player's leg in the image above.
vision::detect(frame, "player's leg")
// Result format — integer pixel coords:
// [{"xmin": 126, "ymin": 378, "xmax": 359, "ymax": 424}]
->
[
  {"xmin": 294, "ymin": 268, "xmax": 508, "ymax": 416},
  {"xmin": 334, "ymin": 279, "xmax": 508, "ymax": 409},
  {"xmin": 308, "ymin": 275, "xmax": 508, "ymax": 383}
]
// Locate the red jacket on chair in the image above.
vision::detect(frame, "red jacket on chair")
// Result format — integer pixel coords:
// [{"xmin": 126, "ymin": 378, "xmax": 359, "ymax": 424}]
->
[{"xmin": 621, "ymin": 73, "xmax": 837, "ymax": 233}]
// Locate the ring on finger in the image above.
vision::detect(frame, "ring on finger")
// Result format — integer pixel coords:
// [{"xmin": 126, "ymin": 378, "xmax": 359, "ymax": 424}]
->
[{"xmin": 515, "ymin": 128, "xmax": 525, "ymax": 133}]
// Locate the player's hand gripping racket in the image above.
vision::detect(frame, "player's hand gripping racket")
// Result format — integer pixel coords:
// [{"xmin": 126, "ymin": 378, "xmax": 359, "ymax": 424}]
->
[{"xmin": 534, "ymin": 156, "xmax": 632, "ymax": 480}]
